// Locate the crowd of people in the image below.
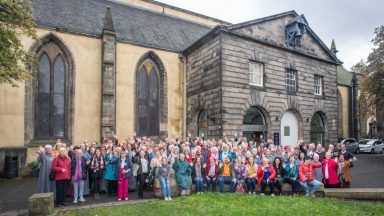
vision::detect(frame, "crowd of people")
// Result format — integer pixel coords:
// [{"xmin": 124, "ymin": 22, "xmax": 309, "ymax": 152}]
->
[{"xmin": 35, "ymin": 133, "xmax": 356, "ymax": 207}]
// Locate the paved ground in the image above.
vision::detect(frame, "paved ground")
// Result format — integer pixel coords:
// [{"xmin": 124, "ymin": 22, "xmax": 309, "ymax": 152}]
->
[
  {"xmin": 350, "ymin": 153, "xmax": 384, "ymax": 188},
  {"xmin": 0, "ymin": 152, "xmax": 383, "ymax": 214}
]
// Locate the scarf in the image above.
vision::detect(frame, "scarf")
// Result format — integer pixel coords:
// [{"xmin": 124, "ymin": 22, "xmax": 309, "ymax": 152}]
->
[
  {"xmin": 74, "ymin": 158, "xmax": 82, "ymax": 181},
  {"xmin": 92, "ymin": 156, "xmax": 104, "ymax": 170}
]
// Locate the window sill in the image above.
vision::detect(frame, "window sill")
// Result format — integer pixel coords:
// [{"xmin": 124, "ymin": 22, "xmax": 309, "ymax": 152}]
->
[
  {"xmin": 29, "ymin": 139, "xmax": 68, "ymax": 147},
  {"xmin": 249, "ymin": 85, "xmax": 266, "ymax": 91},
  {"xmin": 314, "ymin": 95, "xmax": 326, "ymax": 99},
  {"xmin": 286, "ymin": 91, "xmax": 297, "ymax": 95}
]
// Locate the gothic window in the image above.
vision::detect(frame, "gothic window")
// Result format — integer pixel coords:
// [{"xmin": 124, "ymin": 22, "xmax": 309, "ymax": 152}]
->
[
  {"xmin": 35, "ymin": 44, "xmax": 67, "ymax": 139},
  {"xmin": 197, "ymin": 110, "xmax": 208, "ymax": 138},
  {"xmin": 137, "ymin": 62, "xmax": 159, "ymax": 136}
]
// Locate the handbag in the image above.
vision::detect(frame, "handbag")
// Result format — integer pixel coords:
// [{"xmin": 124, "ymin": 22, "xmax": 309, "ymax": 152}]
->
[{"xmin": 49, "ymin": 170, "xmax": 55, "ymax": 181}]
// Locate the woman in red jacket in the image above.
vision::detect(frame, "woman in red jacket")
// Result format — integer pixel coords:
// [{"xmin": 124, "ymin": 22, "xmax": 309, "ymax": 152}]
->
[
  {"xmin": 257, "ymin": 157, "xmax": 276, "ymax": 196},
  {"xmin": 52, "ymin": 147, "xmax": 71, "ymax": 207},
  {"xmin": 322, "ymin": 151, "xmax": 339, "ymax": 188}
]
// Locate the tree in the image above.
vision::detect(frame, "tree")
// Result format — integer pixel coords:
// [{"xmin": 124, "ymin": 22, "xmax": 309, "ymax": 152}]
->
[
  {"xmin": 354, "ymin": 25, "xmax": 384, "ymax": 136},
  {"xmin": 0, "ymin": 0, "xmax": 37, "ymax": 86}
]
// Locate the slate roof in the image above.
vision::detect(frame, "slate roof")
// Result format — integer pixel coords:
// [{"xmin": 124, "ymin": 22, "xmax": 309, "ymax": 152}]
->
[
  {"xmin": 337, "ymin": 65, "xmax": 353, "ymax": 86},
  {"xmin": 30, "ymin": 0, "xmax": 213, "ymax": 51}
]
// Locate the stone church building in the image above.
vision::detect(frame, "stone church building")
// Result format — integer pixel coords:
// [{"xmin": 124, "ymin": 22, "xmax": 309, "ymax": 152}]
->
[{"xmin": 0, "ymin": 0, "xmax": 342, "ymax": 170}]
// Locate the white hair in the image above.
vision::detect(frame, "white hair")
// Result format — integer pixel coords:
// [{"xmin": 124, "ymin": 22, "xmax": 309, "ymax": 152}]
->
[{"xmin": 45, "ymin": 145, "xmax": 53, "ymax": 149}]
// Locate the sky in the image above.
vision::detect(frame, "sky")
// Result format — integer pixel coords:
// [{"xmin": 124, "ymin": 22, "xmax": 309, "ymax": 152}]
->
[{"xmin": 158, "ymin": 0, "xmax": 383, "ymax": 70}]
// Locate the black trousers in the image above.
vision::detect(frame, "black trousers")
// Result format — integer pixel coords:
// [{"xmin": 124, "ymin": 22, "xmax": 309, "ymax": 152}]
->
[
  {"xmin": 107, "ymin": 180, "xmax": 117, "ymax": 195},
  {"xmin": 88, "ymin": 171, "xmax": 93, "ymax": 191},
  {"xmin": 274, "ymin": 178, "xmax": 283, "ymax": 194},
  {"xmin": 285, "ymin": 178, "xmax": 299, "ymax": 194},
  {"xmin": 55, "ymin": 180, "xmax": 67, "ymax": 206},
  {"xmin": 325, "ymin": 179, "xmax": 339, "ymax": 188},
  {"xmin": 137, "ymin": 173, "xmax": 148, "ymax": 198},
  {"xmin": 260, "ymin": 179, "xmax": 275, "ymax": 194},
  {"xmin": 92, "ymin": 176, "xmax": 101, "ymax": 193}
]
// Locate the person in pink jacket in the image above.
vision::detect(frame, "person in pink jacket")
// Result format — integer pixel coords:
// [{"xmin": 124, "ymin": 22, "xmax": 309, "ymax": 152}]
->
[
  {"xmin": 322, "ymin": 151, "xmax": 339, "ymax": 188},
  {"xmin": 52, "ymin": 147, "xmax": 71, "ymax": 207}
]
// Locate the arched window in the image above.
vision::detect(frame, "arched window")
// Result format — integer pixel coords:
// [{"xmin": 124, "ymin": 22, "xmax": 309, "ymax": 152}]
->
[
  {"xmin": 197, "ymin": 110, "xmax": 208, "ymax": 138},
  {"xmin": 137, "ymin": 61, "xmax": 159, "ymax": 136},
  {"xmin": 242, "ymin": 107, "xmax": 268, "ymax": 143},
  {"xmin": 310, "ymin": 112, "xmax": 325, "ymax": 146},
  {"xmin": 35, "ymin": 46, "xmax": 67, "ymax": 139}
]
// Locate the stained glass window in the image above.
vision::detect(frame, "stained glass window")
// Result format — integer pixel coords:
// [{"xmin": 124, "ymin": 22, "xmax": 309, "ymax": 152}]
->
[
  {"xmin": 35, "ymin": 49, "xmax": 67, "ymax": 139},
  {"xmin": 137, "ymin": 63, "xmax": 159, "ymax": 136}
]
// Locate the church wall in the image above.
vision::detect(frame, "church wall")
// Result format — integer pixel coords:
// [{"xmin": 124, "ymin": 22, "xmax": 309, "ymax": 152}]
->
[
  {"xmin": 0, "ymin": 29, "xmax": 102, "ymax": 150},
  {"xmin": 186, "ymin": 35, "xmax": 223, "ymax": 138},
  {"xmin": 338, "ymin": 85, "xmax": 350, "ymax": 138},
  {"xmin": 115, "ymin": 42, "xmax": 183, "ymax": 140},
  {"xmin": 0, "ymin": 27, "xmax": 184, "ymax": 167},
  {"xmin": 219, "ymin": 32, "xmax": 339, "ymax": 145}
]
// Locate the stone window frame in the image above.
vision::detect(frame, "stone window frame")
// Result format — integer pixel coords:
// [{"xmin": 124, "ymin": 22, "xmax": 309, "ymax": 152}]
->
[
  {"xmin": 285, "ymin": 68, "xmax": 297, "ymax": 93},
  {"xmin": 25, "ymin": 33, "xmax": 75, "ymax": 146},
  {"xmin": 248, "ymin": 61, "xmax": 264, "ymax": 87},
  {"xmin": 134, "ymin": 51, "xmax": 168, "ymax": 140},
  {"xmin": 314, "ymin": 75, "xmax": 323, "ymax": 96}
]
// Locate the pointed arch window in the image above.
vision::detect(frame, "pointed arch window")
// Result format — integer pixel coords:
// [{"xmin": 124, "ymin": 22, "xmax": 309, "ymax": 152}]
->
[
  {"xmin": 137, "ymin": 62, "xmax": 159, "ymax": 136},
  {"xmin": 35, "ymin": 44, "xmax": 67, "ymax": 139}
]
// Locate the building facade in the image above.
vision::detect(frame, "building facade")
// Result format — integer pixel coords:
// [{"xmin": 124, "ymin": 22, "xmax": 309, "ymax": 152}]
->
[
  {"xmin": 0, "ymin": 0, "xmax": 343, "ymax": 173},
  {"xmin": 185, "ymin": 12, "xmax": 341, "ymax": 147}
]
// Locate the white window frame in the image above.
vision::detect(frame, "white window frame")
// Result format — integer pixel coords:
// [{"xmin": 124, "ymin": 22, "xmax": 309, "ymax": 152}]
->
[
  {"xmin": 314, "ymin": 75, "xmax": 323, "ymax": 96},
  {"xmin": 249, "ymin": 61, "xmax": 263, "ymax": 87},
  {"xmin": 285, "ymin": 69, "xmax": 297, "ymax": 92}
]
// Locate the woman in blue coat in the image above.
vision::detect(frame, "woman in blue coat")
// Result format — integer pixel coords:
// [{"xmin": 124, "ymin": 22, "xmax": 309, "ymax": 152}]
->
[
  {"xmin": 284, "ymin": 155, "xmax": 299, "ymax": 195},
  {"xmin": 172, "ymin": 153, "xmax": 192, "ymax": 195},
  {"xmin": 104, "ymin": 149, "xmax": 119, "ymax": 197}
]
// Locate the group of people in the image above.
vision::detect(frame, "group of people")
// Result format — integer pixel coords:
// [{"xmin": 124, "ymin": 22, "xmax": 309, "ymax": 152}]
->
[{"xmin": 36, "ymin": 133, "xmax": 355, "ymax": 207}]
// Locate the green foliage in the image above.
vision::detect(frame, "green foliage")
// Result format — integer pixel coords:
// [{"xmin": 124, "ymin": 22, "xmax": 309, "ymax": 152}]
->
[
  {"xmin": 0, "ymin": 0, "xmax": 38, "ymax": 86},
  {"xmin": 354, "ymin": 26, "xmax": 384, "ymax": 121},
  {"xmin": 58, "ymin": 193, "xmax": 384, "ymax": 216}
]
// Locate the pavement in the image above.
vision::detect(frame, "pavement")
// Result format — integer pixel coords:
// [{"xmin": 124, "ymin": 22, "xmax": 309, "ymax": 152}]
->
[{"xmin": 0, "ymin": 153, "xmax": 383, "ymax": 214}]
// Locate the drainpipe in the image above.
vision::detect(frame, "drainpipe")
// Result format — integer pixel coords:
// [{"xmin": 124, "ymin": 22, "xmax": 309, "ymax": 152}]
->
[{"xmin": 179, "ymin": 52, "xmax": 185, "ymax": 138}]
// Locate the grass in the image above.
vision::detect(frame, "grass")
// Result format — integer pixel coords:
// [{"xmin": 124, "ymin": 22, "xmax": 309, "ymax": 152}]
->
[{"xmin": 58, "ymin": 193, "xmax": 384, "ymax": 216}]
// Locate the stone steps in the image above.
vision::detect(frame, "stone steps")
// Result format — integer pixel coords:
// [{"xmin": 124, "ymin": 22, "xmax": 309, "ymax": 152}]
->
[{"xmin": 324, "ymin": 188, "xmax": 384, "ymax": 200}]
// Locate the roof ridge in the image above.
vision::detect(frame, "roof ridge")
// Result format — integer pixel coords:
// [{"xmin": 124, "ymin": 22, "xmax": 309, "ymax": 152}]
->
[
  {"xmin": 142, "ymin": 0, "xmax": 231, "ymax": 25},
  {"xmin": 228, "ymin": 10, "xmax": 298, "ymax": 30},
  {"xmin": 106, "ymin": 0, "xmax": 216, "ymax": 28}
]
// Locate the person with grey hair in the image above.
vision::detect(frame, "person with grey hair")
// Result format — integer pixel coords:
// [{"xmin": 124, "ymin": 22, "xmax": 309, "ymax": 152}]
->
[
  {"xmin": 173, "ymin": 153, "xmax": 192, "ymax": 195},
  {"xmin": 52, "ymin": 147, "xmax": 71, "ymax": 207},
  {"xmin": 36, "ymin": 145, "xmax": 55, "ymax": 193},
  {"xmin": 71, "ymin": 149, "xmax": 88, "ymax": 203}
]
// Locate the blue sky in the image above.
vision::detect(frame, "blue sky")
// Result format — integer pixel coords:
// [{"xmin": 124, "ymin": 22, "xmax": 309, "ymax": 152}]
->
[{"xmin": 159, "ymin": 0, "xmax": 383, "ymax": 70}]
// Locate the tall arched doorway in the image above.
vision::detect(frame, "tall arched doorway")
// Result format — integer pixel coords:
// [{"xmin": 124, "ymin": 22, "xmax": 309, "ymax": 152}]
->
[
  {"xmin": 197, "ymin": 110, "xmax": 208, "ymax": 138},
  {"xmin": 310, "ymin": 112, "xmax": 325, "ymax": 146},
  {"xmin": 281, "ymin": 111, "xmax": 299, "ymax": 147},
  {"xmin": 242, "ymin": 107, "xmax": 268, "ymax": 143}
]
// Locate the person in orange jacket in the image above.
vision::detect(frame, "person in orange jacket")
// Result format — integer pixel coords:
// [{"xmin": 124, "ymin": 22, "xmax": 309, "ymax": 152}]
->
[{"xmin": 257, "ymin": 157, "xmax": 276, "ymax": 196}]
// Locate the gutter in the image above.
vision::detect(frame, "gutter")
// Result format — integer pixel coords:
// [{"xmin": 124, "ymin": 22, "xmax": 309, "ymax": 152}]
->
[{"xmin": 179, "ymin": 52, "xmax": 185, "ymax": 137}]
